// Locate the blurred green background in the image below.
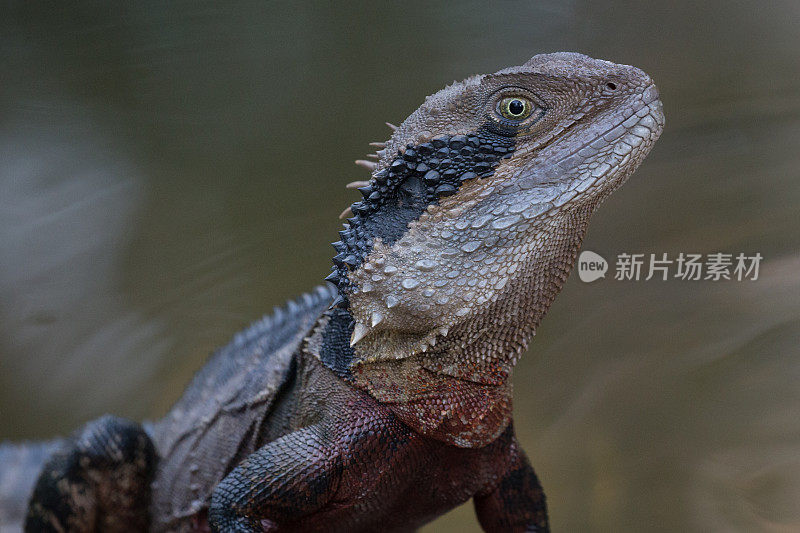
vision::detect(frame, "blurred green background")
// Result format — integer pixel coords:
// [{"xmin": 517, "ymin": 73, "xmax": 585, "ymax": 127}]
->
[{"xmin": 1, "ymin": 1, "xmax": 799, "ymax": 531}]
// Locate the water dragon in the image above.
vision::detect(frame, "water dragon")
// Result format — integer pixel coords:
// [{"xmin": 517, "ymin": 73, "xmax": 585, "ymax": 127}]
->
[{"xmin": 0, "ymin": 52, "xmax": 664, "ymax": 532}]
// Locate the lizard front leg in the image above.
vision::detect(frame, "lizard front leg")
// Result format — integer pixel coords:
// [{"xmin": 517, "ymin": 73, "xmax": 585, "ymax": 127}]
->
[
  {"xmin": 474, "ymin": 439, "xmax": 549, "ymax": 533},
  {"xmin": 208, "ymin": 424, "xmax": 342, "ymax": 532}
]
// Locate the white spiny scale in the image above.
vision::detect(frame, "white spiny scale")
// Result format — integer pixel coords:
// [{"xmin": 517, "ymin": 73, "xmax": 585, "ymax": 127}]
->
[
  {"xmin": 371, "ymin": 312, "xmax": 384, "ymax": 327},
  {"xmin": 460, "ymin": 241, "xmax": 481, "ymax": 253},
  {"xmin": 471, "ymin": 214, "xmax": 492, "ymax": 229},
  {"xmin": 508, "ymin": 201, "xmax": 528, "ymax": 214},
  {"xmin": 355, "ymin": 160, "xmax": 377, "ymax": 171},
  {"xmin": 415, "ymin": 259, "xmax": 436, "ymax": 271},
  {"xmin": 401, "ymin": 278, "xmax": 419, "ymax": 290},
  {"xmin": 350, "ymin": 322, "xmax": 369, "ymax": 347},
  {"xmin": 492, "ymin": 215, "xmax": 519, "ymax": 230}
]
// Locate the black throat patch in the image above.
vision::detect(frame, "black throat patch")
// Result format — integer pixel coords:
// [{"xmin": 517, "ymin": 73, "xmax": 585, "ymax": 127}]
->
[
  {"xmin": 326, "ymin": 127, "xmax": 516, "ymax": 308},
  {"xmin": 318, "ymin": 126, "xmax": 516, "ymax": 378}
]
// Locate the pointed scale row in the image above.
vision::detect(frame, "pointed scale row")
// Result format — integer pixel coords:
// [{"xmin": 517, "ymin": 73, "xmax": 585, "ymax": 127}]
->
[{"xmin": 233, "ymin": 284, "xmax": 337, "ymax": 346}]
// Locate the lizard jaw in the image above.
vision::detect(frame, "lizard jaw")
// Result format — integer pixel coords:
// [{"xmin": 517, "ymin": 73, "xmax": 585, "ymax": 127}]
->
[{"xmin": 346, "ymin": 85, "xmax": 663, "ymax": 364}]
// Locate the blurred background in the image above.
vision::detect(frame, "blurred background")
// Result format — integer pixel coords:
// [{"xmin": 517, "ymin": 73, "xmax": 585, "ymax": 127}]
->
[{"xmin": 1, "ymin": 1, "xmax": 799, "ymax": 531}]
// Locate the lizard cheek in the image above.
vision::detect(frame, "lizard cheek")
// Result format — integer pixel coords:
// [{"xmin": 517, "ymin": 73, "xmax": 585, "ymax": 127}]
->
[{"xmin": 346, "ymin": 179, "xmax": 531, "ymax": 360}]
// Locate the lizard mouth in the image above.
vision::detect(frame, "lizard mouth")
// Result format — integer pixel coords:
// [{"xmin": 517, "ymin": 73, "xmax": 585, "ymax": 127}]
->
[
  {"xmin": 506, "ymin": 85, "xmax": 664, "ymax": 212},
  {"xmin": 558, "ymin": 84, "xmax": 663, "ymax": 167}
]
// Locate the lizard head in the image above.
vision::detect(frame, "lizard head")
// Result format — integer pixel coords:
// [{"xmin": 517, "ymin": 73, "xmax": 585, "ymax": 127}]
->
[{"xmin": 326, "ymin": 52, "xmax": 664, "ymax": 379}]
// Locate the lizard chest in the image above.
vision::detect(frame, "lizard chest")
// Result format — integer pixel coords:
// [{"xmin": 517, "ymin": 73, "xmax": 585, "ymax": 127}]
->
[{"xmin": 298, "ymin": 419, "xmax": 515, "ymax": 533}]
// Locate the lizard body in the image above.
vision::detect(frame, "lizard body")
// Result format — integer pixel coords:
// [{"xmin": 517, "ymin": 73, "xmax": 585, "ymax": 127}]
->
[{"xmin": 0, "ymin": 52, "xmax": 663, "ymax": 532}]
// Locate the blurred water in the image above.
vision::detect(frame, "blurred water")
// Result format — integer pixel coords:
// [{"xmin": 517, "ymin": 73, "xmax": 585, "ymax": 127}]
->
[{"xmin": 1, "ymin": 2, "xmax": 798, "ymax": 531}]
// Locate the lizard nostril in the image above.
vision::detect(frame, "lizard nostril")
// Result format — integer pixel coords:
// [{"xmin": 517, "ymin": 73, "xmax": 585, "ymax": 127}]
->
[{"xmin": 606, "ymin": 82, "xmax": 617, "ymax": 90}]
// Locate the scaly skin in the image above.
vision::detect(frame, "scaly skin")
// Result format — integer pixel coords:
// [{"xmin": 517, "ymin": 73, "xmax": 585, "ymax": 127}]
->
[{"xmin": 0, "ymin": 52, "xmax": 663, "ymax": 532}]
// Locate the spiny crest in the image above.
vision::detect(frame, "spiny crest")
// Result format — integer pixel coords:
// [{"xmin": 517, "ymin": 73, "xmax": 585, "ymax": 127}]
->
[{"xmin": 233, "ymin": 284, "xmax": 336, "ymax": 346}]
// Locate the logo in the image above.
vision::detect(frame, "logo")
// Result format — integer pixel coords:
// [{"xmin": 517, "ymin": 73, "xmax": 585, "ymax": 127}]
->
[{"xmin": 578, "ymin": 250, "xmax": 608, "ymax": 283}]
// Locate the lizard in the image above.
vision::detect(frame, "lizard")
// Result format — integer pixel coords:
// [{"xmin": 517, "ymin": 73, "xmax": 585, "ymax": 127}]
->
[{"xmin": 0, "ymin": 52, "xmax": 664, "ymax": 532}]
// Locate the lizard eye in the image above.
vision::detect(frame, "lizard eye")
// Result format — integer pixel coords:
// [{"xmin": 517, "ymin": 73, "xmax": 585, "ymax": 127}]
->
[
  {"xmin": 488, "ymin": 88, "xmax": 545, "ymax": 135},
  {"xmin": 498, "ymin": 97, "xmax": 533, "ymax": 120}
]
